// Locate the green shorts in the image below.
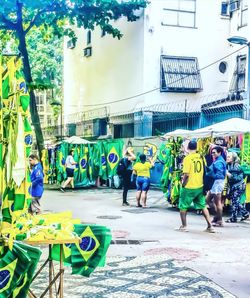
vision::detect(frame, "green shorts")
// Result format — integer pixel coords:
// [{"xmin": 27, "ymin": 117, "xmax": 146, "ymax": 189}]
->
[{"xmin": 179, "ymin": 187, "xmax": 206, "ymax": 211}]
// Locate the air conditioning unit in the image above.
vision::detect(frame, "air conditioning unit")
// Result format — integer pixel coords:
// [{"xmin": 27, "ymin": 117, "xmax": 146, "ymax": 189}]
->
[
  {"xmin": 67, "ymin": 39, "xmax": 75, "ymax": 49},
  {"xmin": 229, "ymin": 1, "xmax": 239, "ymax": 12},
  {"xmin": 84, "ymin": 47, "xmax": 92, "ymax": 57}
]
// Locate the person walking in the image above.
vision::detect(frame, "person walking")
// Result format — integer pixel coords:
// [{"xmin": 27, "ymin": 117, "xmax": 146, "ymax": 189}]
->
[
  {"xmin": 226, "ymin": 152, "xmax": 249, "ymax": 223},
  {"xmin": 28, "ymin": 154, "xmax": 44, "ymax": 215},
  {"xmin": 60, "ymin": 149, "xmax": 77, "ymax": 192},
  {"xmin": 178, "ymin": 141, "xmax": 214, "ymax": 232},
  {"xmin": 133, "ymin": 154, "xmax": 154, "ymax": 208},
  {"xmin": 206, "ymin": 146, "xmax": 227, "ymax": 227},
  {"xmin": 118, "ymin": 147, "xmax": 136, "ymax": 206}
]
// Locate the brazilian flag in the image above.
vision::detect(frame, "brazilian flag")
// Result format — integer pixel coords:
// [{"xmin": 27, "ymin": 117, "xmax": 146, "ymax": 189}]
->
[
  {"xmin": 11, "ymin": 242, "xmax": 42, "ymax": 298},
  {"xmin": 104, "ymin": 140, "xmax": 123, "ymax": 177},
  {"xmin": 0, "ymin": 242, "xmax": 33, "ymax": 297},
  {"xmin": 72, "ymin": 145, "xmax": 80, "ymax": 183},
  {"xmin": 77, "ymin": 145, "xmax": 89, "ymax": 187},
  {"xmin": 87, "ymin": 144, "xmax": 94, "ymax": 184},
  {"xmin": 2, "ymin": 68, "xmax": 9, "ymax": 100},
  {"xmin": 56, "ymin": 143, "xmax": 68, "ymax": 183},
  {"xmin": 15, "ymin": 58, "xmax": 30, "ymax": 113},
  {"xmin": 158, "ymin": 143, "xmax": 170, "ymax": 163},
  {"xmin": 96, "ymin": 142, "xmax": 107, "ymax": 181},
  {"xmin": 51, "ymin": 224, "xmax": 112, "ymax": 277},
  {"xmin": 87, "ymin": 144, "xmax": 99, "ymax": 184},
  {"xmin": 90, "ymin": 144, "xmax": 100, "ymax": 182},
  {"xmin": 170, "ymin": 171, "xmax": 182, "ymax": 205},
  {"xmin": 71, "ymin": 224, "xmax": 112, "ymax": 277},
  {"xmin": 0, "ymin": 55, "xmax": 3, "ymax": 194},
  {"xmin": 160, "ymin": 147, "xmax": 173, "ymax": 191}
]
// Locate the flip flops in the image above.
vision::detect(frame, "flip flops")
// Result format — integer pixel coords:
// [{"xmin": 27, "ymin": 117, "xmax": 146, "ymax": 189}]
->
[
  {"xmin": 176, "ymin": 226, "xmax": 189, "ymax": 232},
  {"xmin": 205, "ymin": 227, "xmax": 216, "ymax": 233}
]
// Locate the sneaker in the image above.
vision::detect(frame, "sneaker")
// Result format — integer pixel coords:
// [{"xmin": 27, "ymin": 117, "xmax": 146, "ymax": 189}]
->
[
  {"xmin": 212, "ymin": 221, "xmax": 224, "ymax": 227},
  {"xmin": 60, "ymin": 187, "xmax": 65, "ymax": 193},
  {"xmin": 225, "ymin": 218, "xmax": 237, "ymax": 223},
  {"xmin": 122, "ymin": 202, "xmax": 130, "ymax": 206},
  {"xmin": 136, "ymin": 204, "xmax": 142, "ymax": 208},
  {"xmin": 240, "ymin": 213, "xmax": 249, "ymax": 221}
]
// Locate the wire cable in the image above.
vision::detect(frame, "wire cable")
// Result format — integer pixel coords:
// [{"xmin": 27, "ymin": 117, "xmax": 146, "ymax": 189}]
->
[{"xmin": 83, "ymin": 44, "xmax": 248, "ymax": 107}]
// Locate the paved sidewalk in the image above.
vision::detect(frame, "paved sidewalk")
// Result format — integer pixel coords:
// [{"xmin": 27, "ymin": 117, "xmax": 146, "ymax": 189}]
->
[
  {"xmin": 38, "ymin": 188, "xmax": 250, "ymax": 297},
  {"xmin": 31, "ymin": 255, "xmax": 235, "ymax": 298}
]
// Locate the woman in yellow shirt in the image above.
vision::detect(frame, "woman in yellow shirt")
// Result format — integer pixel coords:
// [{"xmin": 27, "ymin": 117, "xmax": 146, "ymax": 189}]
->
[{"xmin": 133, "ymin": 154, "xmax": 154, "ymax": 207}]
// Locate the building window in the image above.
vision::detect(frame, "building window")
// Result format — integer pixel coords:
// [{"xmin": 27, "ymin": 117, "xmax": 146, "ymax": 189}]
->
[
  {"xmin": 239, "ymin": 0, "xmax": 248, "ymax": 27},
  {"xmin": 160, "ymin": 55, "xmax": 202, "ymax": 93},
  {"xmin": 87, "ymin": 30, "xmax": 91, "ymax": 45},
  {"xmin": 36, "ymin": 94, "xmax": 44, "ymax": 105},
  {"xmin": 230, "ymin": 55, "xmax": 246, "ymax": 93},
  {"xmin": 162, "ymin": 0, "xmax": 196, "ymax": 28}
]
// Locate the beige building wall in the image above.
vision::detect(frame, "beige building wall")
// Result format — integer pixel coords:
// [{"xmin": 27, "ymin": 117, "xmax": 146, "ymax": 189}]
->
[{"xmin": 63, "ymin": 15, "xmax": 144, "ymax": 120}]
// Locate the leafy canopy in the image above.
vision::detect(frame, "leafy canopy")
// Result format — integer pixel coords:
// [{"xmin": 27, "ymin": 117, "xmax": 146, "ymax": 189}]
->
[{"xmin": 0, "ymin": 0, "xmax": 147, "ymax": 42}]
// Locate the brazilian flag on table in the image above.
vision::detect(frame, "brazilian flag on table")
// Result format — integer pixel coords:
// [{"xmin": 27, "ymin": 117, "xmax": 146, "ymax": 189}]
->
[
  {"xmin": 104, "ymin": 140, "xmax": 123, "ymax": 177},
  {"xmin": 0, "ymin": 242, "xmax": 41, "ymax": 298},
  {"xmin": 56, "ymin": 143, "xmax": 68, "ymax": 183},
  {"xmin": 51, "ymin": 224, "xmax": 112, "ymax": 277},
  {"xmin": 11, "ymin": 242, "xmax": 42, "ymax": 298}
]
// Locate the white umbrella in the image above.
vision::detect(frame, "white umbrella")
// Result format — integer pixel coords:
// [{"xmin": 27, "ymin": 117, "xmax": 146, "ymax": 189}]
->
[
  {"xmin": 64, "ymin": 136, "xmax": 94, "ymax": 144},
  {"xmin": 192, "ymin": 118, "xmax": 250, "ymax": 138},
  {"xmin": 163, "ymin": 129, "xmax": 193, "ymax": 138}
]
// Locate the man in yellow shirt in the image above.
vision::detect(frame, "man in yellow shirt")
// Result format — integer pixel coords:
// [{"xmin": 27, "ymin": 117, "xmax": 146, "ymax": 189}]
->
[{"xmin": 178, "ymin": 141, "xmax": 214, "ymax": 232}]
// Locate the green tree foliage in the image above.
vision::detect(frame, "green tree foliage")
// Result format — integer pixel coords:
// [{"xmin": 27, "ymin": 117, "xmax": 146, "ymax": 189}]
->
[{"xmin": 0, "ymin": 0, "xmax": 147, "ymax": 154}]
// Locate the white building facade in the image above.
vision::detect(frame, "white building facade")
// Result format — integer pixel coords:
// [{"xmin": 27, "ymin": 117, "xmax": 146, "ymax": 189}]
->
[{"xmin": 63, "ymin": 0, "xmax": 249, "ymax": 138}]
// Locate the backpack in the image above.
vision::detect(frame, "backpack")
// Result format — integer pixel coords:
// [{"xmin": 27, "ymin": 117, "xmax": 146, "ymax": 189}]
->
[{"xmin": 116, "ymin": 158, "xmax": 127, "ymax": 176}]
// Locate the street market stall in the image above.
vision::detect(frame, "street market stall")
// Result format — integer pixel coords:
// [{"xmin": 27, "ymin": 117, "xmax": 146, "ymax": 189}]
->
[
  {"xmin": 160, "ymin": 118, "xmax": 250, "ymax": 206},
  {"xmin": 44, "ymin": 138, "xmax": 124, "ymax": 188},
  {"xmin": 0, "ymin": 57, "xmax": 112, "ymax": 297}
]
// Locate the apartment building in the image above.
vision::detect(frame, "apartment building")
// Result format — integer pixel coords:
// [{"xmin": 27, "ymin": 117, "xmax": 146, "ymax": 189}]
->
[{"xmin": 63, "ymin": 0, "xmax": 249, "ymax": 138}]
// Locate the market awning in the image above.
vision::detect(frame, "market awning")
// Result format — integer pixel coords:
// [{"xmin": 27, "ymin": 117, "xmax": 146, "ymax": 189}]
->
[
  {"xmin": 63, "ymin": 136, "xmax": 95, "ymax": 144},
  {"xmin": 163, "ymin": 129, "xmax": 193, "ymax": 138},
  {"xmin": 191, "ymin": 117, "xmax": 250, "ymax": 138}
]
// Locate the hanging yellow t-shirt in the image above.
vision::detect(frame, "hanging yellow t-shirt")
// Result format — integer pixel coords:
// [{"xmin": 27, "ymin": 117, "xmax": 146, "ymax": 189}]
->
[
  {"xmin": 133, "ymin": 162, "xmax": 152, "ymax": 177},
  {"xmin": 182, "ymin": 153, "xmax": 204, "ymax": 189}
]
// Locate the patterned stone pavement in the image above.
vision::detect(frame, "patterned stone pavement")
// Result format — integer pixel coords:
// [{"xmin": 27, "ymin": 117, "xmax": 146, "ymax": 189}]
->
[{"xmin": 30, "ymin": 254, "xmax": 235, "ymax": 298}]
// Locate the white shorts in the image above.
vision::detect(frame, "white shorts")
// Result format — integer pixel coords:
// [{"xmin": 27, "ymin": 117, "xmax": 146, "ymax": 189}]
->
[{"xmin": 210, "ymin": 179, "xmax": 225, "ymax": 194}]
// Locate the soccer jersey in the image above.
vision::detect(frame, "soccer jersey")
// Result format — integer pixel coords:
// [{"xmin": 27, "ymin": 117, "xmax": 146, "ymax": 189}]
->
[
  {"xmin": 182, "ymin": 153, "xmax": 204, "ymax": 189},
  {"xmin": 133, "ymin": 162, "xmax": 152, "ymax": 177}
]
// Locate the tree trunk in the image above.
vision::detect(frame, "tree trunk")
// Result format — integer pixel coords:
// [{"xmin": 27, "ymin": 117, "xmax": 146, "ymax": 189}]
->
[{"xmin": 16, "ymin": 27, "xmax": 45, "ymax": 156}]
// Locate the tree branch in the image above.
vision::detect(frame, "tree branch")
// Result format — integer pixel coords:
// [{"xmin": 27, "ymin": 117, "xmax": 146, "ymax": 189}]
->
[
  {"xmin": 0, "ymin": 14, "xmax": 17, "ymax": 30},
  {"xmin": 25, "ymin": 1, "xmax": 59, "ymax": 34},
  {"xmin": 25, "ymin": 12, "xmax": 41, "ymax": 34},
  {"xmin": 24, "ymin": 8, "xmax": 46, "ymax": 34}
]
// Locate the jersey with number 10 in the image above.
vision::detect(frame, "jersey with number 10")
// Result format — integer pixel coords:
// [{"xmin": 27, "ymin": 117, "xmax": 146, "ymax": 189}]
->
[{"xmin": 182, "ymin": 153, "xmax": 204, "ymax": 189}]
